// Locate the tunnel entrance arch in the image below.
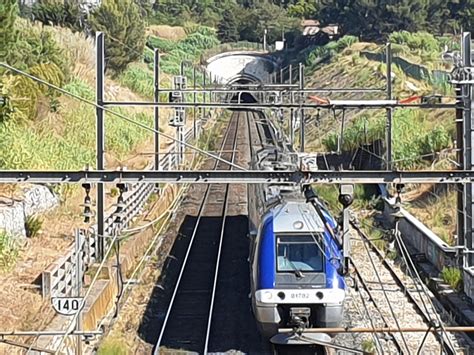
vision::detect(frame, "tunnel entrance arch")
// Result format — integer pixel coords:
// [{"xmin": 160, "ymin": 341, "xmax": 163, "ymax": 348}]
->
[{"xmin": 205, "ymin": 51, "xmax": 279, "ymax": 86}]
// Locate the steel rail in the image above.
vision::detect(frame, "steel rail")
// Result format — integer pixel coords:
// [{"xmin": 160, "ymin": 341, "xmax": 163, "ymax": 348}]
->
[
  {"xmin": 154, "ymin": 113, "xmax": 239, "ymax": 354},
  {"xmin": 350, "ymin": 259, "xmax": 405, "ymax": 353},
  {"xmin": 4, "ymin": 170, "xmax": 474, "ymax": 184},
  {"xmin": 203, "ymin": 112, "xmax": 241, "ymax": 354},
  {"xmin": 352, "ymin": 223, "xmax": 458, "ymax": 355}
]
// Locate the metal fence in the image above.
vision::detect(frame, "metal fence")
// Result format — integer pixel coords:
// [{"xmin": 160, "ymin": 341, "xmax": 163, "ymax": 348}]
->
[
  {"xmin": 41, "ymin": 123, "xmax": 201, "ymax": 298},
  {"xmin": 360, "ymin": 51, "xmax": 450, "ymax": 84}
]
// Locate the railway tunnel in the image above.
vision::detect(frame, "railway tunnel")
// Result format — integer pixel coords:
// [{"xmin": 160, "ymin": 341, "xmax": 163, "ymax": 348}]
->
[{"xmin": 205, "ymin": 51, "xmax": 280, "ymax": 104}]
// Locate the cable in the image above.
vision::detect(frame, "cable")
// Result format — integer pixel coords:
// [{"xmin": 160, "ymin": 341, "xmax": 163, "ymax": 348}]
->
[{"xmin": 0, "ymin": 63, "xmax": 247, "ymax": 172}]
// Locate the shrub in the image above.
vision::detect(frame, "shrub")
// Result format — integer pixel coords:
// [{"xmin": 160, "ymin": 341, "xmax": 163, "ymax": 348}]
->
[
  {"xmin": 306, "ymin": 35, "xmax": 359, "ymax": 68},
  {"xmin": 10, "ymin": 18, "xmax": 70, "ymax": 74},
  {"xmin": 63, "ymin": 78, "xmax": 95, "ymax": 101},
  {"xmin": 0, "ymin": 231, "xmax": 19, "ymax": 271},
  {"xmin": 389, "ymin": 31, "xmax": 440, "ymax": 53},
  {"xmin": 361, "ymin": 339, "xmax": 375, "ymax": 354},
  {"xmin": 441, "ymin": 267, "xmax": 462, "ymax": 291},
  {"xmin": 0, "ymin": 0, "xmax": 19, "ymax": 63},
  {"xmin": 25, "ymin": 215, "xmax": 42, "ymax": 238},
  {"xmin": 1, "ymin": 75, "xmax": 41, "ymax": 122},
  {"xmin": 118, "ymin": 65, "xmax": 154, "ymax": 98},
  {"xmin": 97, "ymin": 338, "xmax": 127, "ymax": 355}
]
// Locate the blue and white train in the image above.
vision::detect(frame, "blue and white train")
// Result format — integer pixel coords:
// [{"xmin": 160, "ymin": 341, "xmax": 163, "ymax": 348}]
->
[{"xmin": 248, "ymin": 148, "xmax": 346, "ymax": 342}]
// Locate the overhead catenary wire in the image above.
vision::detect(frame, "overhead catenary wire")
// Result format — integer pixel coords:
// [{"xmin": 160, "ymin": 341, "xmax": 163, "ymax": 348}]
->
[{"xmin": 0, "ymin": 63, "xmax": 247, "ymax": 172}]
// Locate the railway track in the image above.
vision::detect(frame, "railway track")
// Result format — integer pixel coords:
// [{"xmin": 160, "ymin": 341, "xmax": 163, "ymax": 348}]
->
[
  {"xmin": 153, "ymin": 112, "xmax": 240, "ymax": 354},
  {"xmin": 350, "ymin": 220, "xmax": 460, "ymax": 354}
]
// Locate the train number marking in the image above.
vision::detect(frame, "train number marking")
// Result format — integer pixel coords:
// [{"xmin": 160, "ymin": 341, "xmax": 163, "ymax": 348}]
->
[{"xmin": 290, "ymin": 293, "xmax": 310, "ymax": 299}]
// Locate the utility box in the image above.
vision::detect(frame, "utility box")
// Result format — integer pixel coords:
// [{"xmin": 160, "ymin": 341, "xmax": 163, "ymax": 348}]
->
[
  {"xmin": 173, "ymin": 75, "xmax": 187, "ymax": 90},
  {"xmin": 169, "ymin": 107, "xmax": 185, "ymax": 127},
  {"xmin": 169, "ymin": 91, "xmax": 182, "ymax": 102}
]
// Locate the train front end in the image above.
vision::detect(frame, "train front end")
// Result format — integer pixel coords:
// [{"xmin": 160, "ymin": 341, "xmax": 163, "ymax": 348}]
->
[{"xmin": 251, "ymin": 200, "xmax": 345, "ymax": 343}]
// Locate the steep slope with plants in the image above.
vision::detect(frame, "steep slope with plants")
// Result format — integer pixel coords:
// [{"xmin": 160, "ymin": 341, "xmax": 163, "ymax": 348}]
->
[{"xmin": 303, "ymin": 32, "xmax": 458, "ymax": 245}]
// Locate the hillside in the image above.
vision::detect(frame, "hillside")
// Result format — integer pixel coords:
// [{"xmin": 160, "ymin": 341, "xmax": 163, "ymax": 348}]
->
[
  {"xmin": 302, "ymin": 32, "xmax": 458, "ymax": 245},
  {"xmin": 0, "ymin": 14, "xmax": 226, "ymax": 348}
]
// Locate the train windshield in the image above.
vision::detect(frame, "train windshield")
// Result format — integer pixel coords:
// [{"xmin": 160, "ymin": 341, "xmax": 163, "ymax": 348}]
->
[{"xmin": 276, "ymin": 235, "xmax": 324, "ymax": 273}]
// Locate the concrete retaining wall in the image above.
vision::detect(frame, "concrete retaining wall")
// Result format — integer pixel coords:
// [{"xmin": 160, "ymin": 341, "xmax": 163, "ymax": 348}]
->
[{"xmin": 383, "ymin": 197, "xmax": 456, "ymax": 271}]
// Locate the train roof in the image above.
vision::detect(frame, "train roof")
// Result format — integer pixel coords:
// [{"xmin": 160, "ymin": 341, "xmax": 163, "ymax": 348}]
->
[{"xmin": 271, "ymin": 201, "xmax": 325, "ymax": 234}]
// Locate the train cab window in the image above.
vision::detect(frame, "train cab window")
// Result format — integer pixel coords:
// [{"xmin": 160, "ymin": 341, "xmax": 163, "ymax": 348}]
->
[{"xmin": 276, "ymin": 235, "xmax": 324, "ymax": 273}]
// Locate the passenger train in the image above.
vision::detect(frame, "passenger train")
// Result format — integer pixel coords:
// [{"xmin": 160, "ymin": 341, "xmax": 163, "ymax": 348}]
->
[{"xmin": 248, "ymin": 144, "xmax": 346, "ymax": 343}]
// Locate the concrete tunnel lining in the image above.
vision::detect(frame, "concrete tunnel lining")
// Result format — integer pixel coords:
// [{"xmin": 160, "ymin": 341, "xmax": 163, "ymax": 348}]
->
[{"xmin": 206, "ymin": 52, "xmax": 279, "ymax": 104}]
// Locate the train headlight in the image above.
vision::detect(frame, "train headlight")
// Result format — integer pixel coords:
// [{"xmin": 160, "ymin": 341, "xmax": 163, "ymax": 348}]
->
[
  {"xmin": 316, "ymin": 291, "xmax": 324, "ymax": 300},
  {"xmin": 263, "ymin": 291, "xmax": 273, "ymax": 301},
  {"xmin": 277, "ymin": 291, "xmax": 285, "ymax": 300}
]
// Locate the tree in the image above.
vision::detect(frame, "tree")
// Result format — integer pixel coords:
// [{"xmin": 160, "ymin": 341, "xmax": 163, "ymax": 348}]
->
[
  {"xmin": 318, "ymin": 0, "xmax": 429, "ymax": 40},
  {"xmin": 218, "ymin": 9, "xmax": 240, "ymax": 42},
  {"xmin": 89, "ymin": 0, "xmax": 145, "ymax": 74},
  {"xmin": 288, "ymin": 0, "xmax": 318, "ymax": 18},
  {"xmin": 30, "ymin": 0, "xmax": 85, "ymax": 33},
  {"xmin": 0, "ymin": 0, "xmax": 18, "ymax": 63}
]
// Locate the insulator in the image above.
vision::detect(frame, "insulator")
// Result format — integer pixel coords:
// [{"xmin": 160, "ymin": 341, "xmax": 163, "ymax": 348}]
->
[
  {"xmin": 84, "ymin": 195, "xmax": 92, "ymax": 207},
  {"xmin": 82, "ymin": 183, "xmax": 91, "ymax": 194},
  {"xmin": 116, "ymin": 195, "xmax": 126, "ymax": 210},
  {"xmin": 83, "ymin": 206, "xmax": 93, "ymax": 223}
]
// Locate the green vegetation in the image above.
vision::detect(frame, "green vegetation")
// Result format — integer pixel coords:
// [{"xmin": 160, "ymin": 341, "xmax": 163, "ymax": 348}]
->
[
  {"xmin": 316, "ymin": 0, "xmax": 473, "ymax": 40},
  {"xmin": 151, "ymin": 0, "xmax": 299, "ymax": 43},
  {"xmin": 0, "ymin": 0, "xmax": 19, "ymax": 62},
  {"xmin": 361, "ymin": 338, "xmax": 376, "ymax": 354},
  {"xmin": 218, "ymin": 9, "xmax": 239, "ymax": 43},
  {"xmin": 304, "ymin": 35, "xmax": 359, "ymax": 69},
  {"xmin": 322, "ymin": 109, "xmax": 453, "ymax": 170},
  {"xmin": 441, "ymin": 266, "xmax": 463, "ymax": 291},
  {"xmin": 97, "ymin": 338, "xmax": 128, "ymax": 355},
  {"xmin": 407, "ymin": 188, "xmax": 456, "ymax": 245},
  {"xmin": 0, "ymin": 231, "xmax": 19, "ymax": 271},
  {"xmin": 147, "ymin": 26, "xmax": 219, "ymax": 74},
  {"xmin": 25, "ymin": 216, "xmax": 43, "ymax": 238},
  {"xmin": 28, "ymin": 0, "xmax": 85, "ymax": 33},
  {"xmin": 89, "ymin": 0, "xmax": 146, "ymax": 75}
]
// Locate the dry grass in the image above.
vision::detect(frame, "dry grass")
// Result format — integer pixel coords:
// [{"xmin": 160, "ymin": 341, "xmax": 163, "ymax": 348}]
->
[
  {"xmin": 146, "ymin": 25, "xmax": 187, "ymax": 41},
  {"xmin": 49, "ymin": 24, "xmax": 96, "ymax": 86}
]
